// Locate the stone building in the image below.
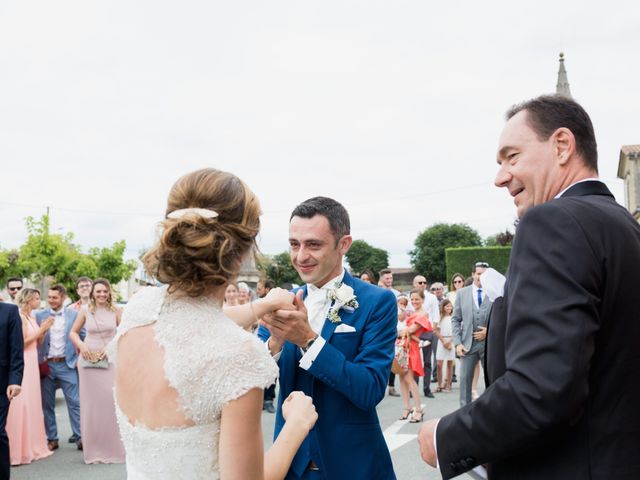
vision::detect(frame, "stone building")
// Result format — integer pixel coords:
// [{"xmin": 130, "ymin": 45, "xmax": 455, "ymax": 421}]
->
[{"xmin": 617, "ymin": 145, "xmax": 640, "ymax": 222}]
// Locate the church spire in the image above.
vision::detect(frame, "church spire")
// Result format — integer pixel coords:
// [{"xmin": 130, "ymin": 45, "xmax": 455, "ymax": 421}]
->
[{"xmin": 556, "ymin": 52, "xmax": 572, "ymax": 98}]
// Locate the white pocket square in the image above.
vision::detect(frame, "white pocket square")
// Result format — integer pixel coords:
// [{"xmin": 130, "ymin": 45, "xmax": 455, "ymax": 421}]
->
[{"xmin": 334, "ymin": 324, "xmax": 356, "ymax": 333}]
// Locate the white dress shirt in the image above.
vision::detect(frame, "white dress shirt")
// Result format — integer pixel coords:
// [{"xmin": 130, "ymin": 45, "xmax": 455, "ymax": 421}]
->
[{"xmin": 47, "ymin": 308, "xmax": 66, "ymax": 358}]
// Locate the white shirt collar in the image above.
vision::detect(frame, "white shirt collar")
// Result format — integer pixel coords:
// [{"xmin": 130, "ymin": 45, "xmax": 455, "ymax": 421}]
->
[
  {"xmin": 306, "ymin": 270, "xmax": 346, "ymax": 295},
  {"xmin": 555, "ymin": 178, "xmax": 600, "ymax": 199}
]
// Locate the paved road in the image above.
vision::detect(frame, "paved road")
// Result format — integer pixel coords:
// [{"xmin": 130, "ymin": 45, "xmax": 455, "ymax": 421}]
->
[{"xmin": 12, "ymin": 377, "xmax": 481, "ymax": 480}]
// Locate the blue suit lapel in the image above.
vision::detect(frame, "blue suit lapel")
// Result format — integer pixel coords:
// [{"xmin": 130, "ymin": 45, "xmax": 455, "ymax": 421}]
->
[{"xmin": 319, "ymin": 270, "xmax": 354, "ymax": 342}]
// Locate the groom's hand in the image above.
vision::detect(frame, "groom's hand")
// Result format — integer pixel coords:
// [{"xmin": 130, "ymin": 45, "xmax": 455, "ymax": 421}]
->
[
  {"xmin": 418, "ymin": 418, "xmax": 439, "ymax": 467},
  {"xmin": 264, "ymin": 290, "xmax": 315, "ymax": 348}
]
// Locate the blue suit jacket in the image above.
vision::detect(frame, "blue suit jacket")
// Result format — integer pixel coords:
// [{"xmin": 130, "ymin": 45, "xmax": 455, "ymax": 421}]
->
[
  {"xmin": 258, "ymin": 271, "xmax": 397, "ymax": 479},
  {"xmin": 0, "ymin": 303, "xmax": 24, "ymax": 392},
  {"xmin": 36, "ymin": 307, "xmax": 80, "ymax": 369}
]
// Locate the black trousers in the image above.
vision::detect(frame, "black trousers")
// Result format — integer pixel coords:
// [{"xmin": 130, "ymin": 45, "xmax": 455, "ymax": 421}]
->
[
  {"xmin": 0, "ymin": 395, "xmax": 9, "ymax": 480},
  {"xmin": 420, "ymin": 331, "xmax": 434, "ymax": 394},
  {"xmin": 264, "ymin": 383, "xmax": 276, "ymax": 402}
]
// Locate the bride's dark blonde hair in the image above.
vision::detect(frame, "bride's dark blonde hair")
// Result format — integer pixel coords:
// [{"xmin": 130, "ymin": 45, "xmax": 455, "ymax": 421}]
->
[{"xmin": 143, "ymin": 168, "xmax": 260, "ymax": 297}]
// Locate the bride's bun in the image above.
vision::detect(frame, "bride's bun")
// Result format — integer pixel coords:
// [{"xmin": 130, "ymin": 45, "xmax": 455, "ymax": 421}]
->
[{"xmin": 143, "ymin": 168, "xmax": 260, "ymax": 297}]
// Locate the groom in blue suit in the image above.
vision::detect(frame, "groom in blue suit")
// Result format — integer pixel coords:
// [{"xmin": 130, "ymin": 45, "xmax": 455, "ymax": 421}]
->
[
  {"xmin": 260, "ymin": 197, "xmax": 397, "ymax": 479},
  {"xmin": 35, "ymin": 284, "xmax": 82, "ymax": 451}
]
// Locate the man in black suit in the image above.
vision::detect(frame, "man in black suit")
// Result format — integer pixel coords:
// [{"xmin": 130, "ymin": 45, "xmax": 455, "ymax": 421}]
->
[
  {"xmin": 418, "ymin": 94, "xmax": 640, "ymax": 479},
  {"xmin": 0, "ymin": 302, "xmax": 24, "ymax": 479}
]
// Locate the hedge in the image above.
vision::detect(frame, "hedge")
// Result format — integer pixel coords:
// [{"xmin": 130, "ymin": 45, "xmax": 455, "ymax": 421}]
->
[{"xmin": 445, "ymin": 246, "xmax": 511, "ymax": 287}]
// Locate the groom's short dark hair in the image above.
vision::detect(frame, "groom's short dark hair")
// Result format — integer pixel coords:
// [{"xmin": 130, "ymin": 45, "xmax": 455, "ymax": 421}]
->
[{"xmin": 290, "ymin": 196, "xmax": 350, "ymax": 242}]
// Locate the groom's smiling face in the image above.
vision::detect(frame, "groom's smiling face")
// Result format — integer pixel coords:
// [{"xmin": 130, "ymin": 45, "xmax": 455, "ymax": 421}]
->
[{"xmin": 289, "ymin": 214, "xmax": 351, "ymax": 288}]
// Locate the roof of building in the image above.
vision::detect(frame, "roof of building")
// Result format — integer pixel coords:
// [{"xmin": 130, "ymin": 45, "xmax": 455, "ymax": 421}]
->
[{"xmin": 621, "ymin": 145, "xmax": 640, "ymax": 156}]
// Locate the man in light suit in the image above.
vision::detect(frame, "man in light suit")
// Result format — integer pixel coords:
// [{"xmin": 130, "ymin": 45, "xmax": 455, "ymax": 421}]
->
[
  {"xmin": 0, "ymin": 302, "xmax": 24, "ymax": 479},
  {"xmin": 260, "ymin": 197, "xmax": 397, "ymax": 480},
  {"xmin": 36, "ymin": 284, "xmax": 82, "ymax": 451},
  {"xmin": 451, "ymin": 262, "xmax": 492, "ymax": 407},
  {"xmin": 418, "ymin": 95, "xmax": 640, "ymax": 479}
]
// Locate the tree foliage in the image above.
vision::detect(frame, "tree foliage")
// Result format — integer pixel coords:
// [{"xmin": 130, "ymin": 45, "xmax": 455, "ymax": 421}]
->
[
  {"xmin": 410, "ymin": 223, "xmax": 482, "ymax": 282},
  {"xmin": 345, "ymin": 239, "xmax": 389, "ymax": 276},
  {"xmin": 257, "ymin": 251, "xmax": 301, "ymax": 287},
  {"xmin": 0, "ymin": 215, "xmax": 137, "ymax": 298},
  {"xmin": 484, "ymin": 229, "xmax": 515, "ymax": 246}
]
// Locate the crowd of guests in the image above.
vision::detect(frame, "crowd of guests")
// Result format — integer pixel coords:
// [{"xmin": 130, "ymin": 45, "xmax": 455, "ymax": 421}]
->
[
  {"xmin": 1, "ymin": 265, "xmax": 484, "ymax": 471},
  {"xmin": 1, "ymin": 276, "xmax": 125, "ymax": 469},
  {"xmin": 360, "ymin": 267, "xmax": 487, "ymax": 420}
]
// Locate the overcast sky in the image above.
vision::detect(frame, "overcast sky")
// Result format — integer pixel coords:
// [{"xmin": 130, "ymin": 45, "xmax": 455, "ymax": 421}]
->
[{"xmin": 1, "ymin": 1, "xmax": 638, "ymax": 269}]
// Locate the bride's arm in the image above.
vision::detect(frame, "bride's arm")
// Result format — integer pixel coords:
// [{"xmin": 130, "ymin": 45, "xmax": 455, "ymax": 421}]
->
[
  {"xmin": 264, "ymin": 392, "xmax": 317, "ymax": 480},
  {"xmin": 219, "ymin": 389, "xmax": 317, "ymax": 480},
  {"xmin": 219, "ymin": 388, "xmax": 265, "ymax": 480},
  {"xmin": 224, "ymin": 288, "xmax": 294, "ymax": 329}
]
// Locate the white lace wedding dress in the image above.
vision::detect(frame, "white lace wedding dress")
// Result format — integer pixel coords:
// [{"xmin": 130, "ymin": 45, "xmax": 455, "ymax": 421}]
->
[{"xmin": 110, "ymin": 286, "xmax": 278, "ymax": 479}]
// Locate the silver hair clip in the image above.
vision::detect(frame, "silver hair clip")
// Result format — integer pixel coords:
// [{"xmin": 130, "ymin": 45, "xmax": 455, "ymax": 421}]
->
[{"xmin": 167, "ymin": 208, "xmax": 219, "ymax": 220}]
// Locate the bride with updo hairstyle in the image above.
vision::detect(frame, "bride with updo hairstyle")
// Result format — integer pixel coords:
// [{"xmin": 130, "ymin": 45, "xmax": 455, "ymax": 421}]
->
[{"xmin": 113, "ymin": 168, "xmax": 317, "ymax": 480}]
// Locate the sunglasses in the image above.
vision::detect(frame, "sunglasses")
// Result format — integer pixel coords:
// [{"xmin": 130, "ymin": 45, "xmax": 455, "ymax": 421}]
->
[
  {"xmin": 416, "ymin": 281, "xmax": 427, "ymax": 285},
  {"xmin": 475, "ymin": 262, "xmax": 489, "ymax": 268},
  {"xmin": 8, "ymin": 287, "xmax": 22, "ymax": 291}
]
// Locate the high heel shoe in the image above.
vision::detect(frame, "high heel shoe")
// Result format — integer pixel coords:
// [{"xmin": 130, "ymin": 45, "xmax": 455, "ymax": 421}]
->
[
  {"xmin": 409, "ymin": 408, "xmax": 424, "ymax": 423},
  {"xmin": 399, "ymin": 408, "xmax": 413, "ymax": 420}
]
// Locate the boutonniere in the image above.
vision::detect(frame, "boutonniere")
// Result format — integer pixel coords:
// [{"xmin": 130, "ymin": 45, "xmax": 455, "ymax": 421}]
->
[{"xmin": 327, "ymin": 282, "xmax": 359, "ymax": 324}]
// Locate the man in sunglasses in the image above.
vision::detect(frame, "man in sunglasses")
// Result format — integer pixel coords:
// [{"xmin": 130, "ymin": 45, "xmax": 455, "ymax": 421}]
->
[{"xmin": 5, "ymin": 278, "xmax": 23, "ymax": 304}]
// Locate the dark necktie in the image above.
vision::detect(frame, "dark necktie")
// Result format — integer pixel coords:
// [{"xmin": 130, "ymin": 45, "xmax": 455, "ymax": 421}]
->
[{"xmin": 477, "ymin": 289, "xmax": 483, "ymax": 307}]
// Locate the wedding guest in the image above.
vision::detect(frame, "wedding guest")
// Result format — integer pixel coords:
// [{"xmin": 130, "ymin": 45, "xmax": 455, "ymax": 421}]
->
[
  {"xmin": 5, "ymin": 278, "xmax": 23, "ymax": 304},
  {"xmin": 224, "ymin": 283, "xmax": 239, "ymax": 306},
  {"xmin": 36, "ymin": 284, "xmax": 82, "ymax": 451},
  {"xmin": 237, "ymin": 282, "xmax": 253, "ymax": 305},
  {"xmin": 447, "ymin": 273, "xmax": 465, "ymax": 305},
  {"xmin": 397, "ymin": 290, "xmax": 430, "ymax": 423},
  {"xmin": 6, "ymin": 288, "xmax": 52, "ymax": 465},
  {"xmin": 0, "ymin": 300, "xmax": 23, "ymax": 479},
  {"xmin": 69, "ymin": 279, "xmax": 125, "ymax": 464},
  {"xmin": 70, "ymin": 277, "xmax": 93, "ymax": 311},
  {"xmin": 435, "ymin": 299, "xmax": 455, "ymax": 393},
  {"xmin": 359, "ymin": 270, "xmax": 376, "ymax": 284}
]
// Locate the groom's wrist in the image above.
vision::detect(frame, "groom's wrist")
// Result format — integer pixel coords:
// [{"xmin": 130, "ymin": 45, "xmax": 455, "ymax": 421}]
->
[{"xmin": 301, "ymin": 334, "xmax": 319, "ymax": 353}]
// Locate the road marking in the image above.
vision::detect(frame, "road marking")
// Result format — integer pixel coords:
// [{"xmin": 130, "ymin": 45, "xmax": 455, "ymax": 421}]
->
[{"xmin": 384, "ymin": 419, "xmax": 417, "ymax": 452}]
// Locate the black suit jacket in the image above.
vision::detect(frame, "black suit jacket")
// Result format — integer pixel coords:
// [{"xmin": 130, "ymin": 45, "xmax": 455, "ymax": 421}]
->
[
  {"xmin": 0, "ymin": 302, "xmax": 24, "ymax": 394},
  {"xmin": 436, "ymin": 181, "xmax": 640, "ymax": 480}
]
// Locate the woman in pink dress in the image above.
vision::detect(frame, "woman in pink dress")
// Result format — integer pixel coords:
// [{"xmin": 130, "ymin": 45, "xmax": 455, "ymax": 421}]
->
[
  {"xmin": 6, "ymin": 288, "xmax": 53, "ymax": 465},
  {"xmin": 69, "ymin": 278, "xmax": 125, "ymax": 464},
  {"xmin": 396, "ymin": 289, "xmax": 431, "ymax": 423}
]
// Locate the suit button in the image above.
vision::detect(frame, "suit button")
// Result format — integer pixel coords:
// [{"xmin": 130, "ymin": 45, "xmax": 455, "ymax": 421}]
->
[
  {"xmin": 450, "ymin": 462, "xmax": 459, "ymax": 473},
  {"xmin": 466, "ymin": 457, "xmax": 475, "ymax": 465},
  {"xmin": 460, "ymin": 459, "xmax": 468, "ymax": 469}
]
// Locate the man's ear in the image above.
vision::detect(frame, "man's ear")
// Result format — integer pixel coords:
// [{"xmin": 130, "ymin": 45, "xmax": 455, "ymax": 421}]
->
[
  {"xmin": 338, "ymin": 235, "xmax": 353, "ymax": 255},
  {"xmin": 553, "ymin": 127, "xmax": 576, "ymax": 166}
]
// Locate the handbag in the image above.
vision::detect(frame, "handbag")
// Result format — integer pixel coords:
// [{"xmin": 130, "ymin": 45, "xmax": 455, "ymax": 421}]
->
[
  {"xmin": 392, "ymin": 330, "xmax": 410, "ymax": 375},
  {"xmin": 38, "ymin": 361, "xmax": 50, "ymax": 378},
  {"xmin": 78, "ymin": 353, "xmax": 109, "ymax": 369}
]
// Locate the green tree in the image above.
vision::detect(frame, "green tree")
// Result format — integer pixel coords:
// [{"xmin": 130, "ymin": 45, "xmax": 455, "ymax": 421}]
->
[
  {"xmin": 410, "ymin": 223, "xmax": 482, "ymax": 282},
  {"xmin": 345, "ymin": 239, "xmax": 389, "ymax": 276},
  {"xmin": 2, "ymin": 215, "xmax": 137, "ymax": 298},
  {"xmin": 484, "ymin": 229, "xmax": 515, "ymax": 246},
  {"xmin": 88, "ymin": 241, "xmax": 137, "ymax": 286},
  {"xmin": 258, "ymin": 251, "xmax": 301, "ymax": 287}
]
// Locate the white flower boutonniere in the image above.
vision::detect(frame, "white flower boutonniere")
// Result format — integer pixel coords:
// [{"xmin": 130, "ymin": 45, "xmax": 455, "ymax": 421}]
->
[{"xmin": 327, "ymin": 282, "xmax": 359, "ymax": 324}]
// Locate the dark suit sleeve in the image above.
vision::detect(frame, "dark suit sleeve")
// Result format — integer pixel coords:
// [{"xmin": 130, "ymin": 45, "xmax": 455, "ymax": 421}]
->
[
  {"xmin": 436, "ymin": 203, "xmax": 601, "ymax": 478},
  {"xmin": 306, "ymin": 289, "xmax": 397, "ymax": 411},
  {"xmin": 7, "ymin": 306, "xmax": 24, "ymax": 387}
]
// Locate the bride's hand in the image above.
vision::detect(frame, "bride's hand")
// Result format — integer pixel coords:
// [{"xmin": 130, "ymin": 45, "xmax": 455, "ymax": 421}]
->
[
  {"xmin": 264, "ymin": 288, "xmax": 295, "ymax": 312},
  {"xmin": 282, "ymin": 391, "xmax": 317, "ymax": 432}
]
